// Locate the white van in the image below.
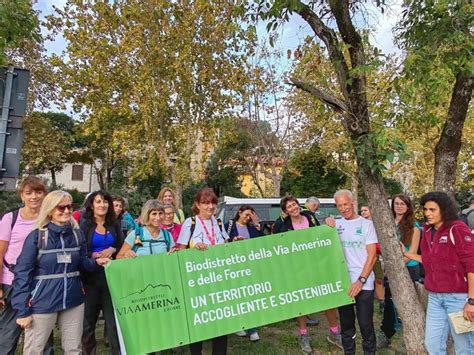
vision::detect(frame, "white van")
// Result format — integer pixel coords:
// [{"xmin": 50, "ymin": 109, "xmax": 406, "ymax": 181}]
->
[{"xmin": 216, "ymin": 196, "xmax": 338, "ymax": 233}]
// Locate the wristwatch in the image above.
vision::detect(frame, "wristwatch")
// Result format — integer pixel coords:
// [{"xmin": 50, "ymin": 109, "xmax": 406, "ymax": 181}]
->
[
  {"xmin": 358, "ymin": 276, "xmax": 367, "ymax": 284},
  {"xmin": 467, "ymin": 298, "xmax": 474, "ymax": 305}
]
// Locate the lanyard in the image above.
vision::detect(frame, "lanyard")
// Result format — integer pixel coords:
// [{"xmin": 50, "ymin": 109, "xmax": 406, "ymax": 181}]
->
[{"xmin": 197, "ymin": 216, "xmax": 215, "ymax": 245}]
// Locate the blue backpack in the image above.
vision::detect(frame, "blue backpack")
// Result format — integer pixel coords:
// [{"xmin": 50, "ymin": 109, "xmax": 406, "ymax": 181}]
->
[{"xmin": 132, "ymin": 226, "xmax": 171, "ymax": 253}]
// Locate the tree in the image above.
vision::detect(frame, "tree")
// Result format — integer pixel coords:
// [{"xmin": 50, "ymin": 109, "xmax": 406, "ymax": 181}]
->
[
  {"xmin": 240, "ymin": 46, "xmax": 295, "ymax": 196},
  {"xmin": 248, "ymin": 1, "xmax": 426, "ymax": 351},
  {"xmin": 48, "ymin": 0, "xmax": 251, "ymax": 199},
  {"xmin": 0, "ymin": 0, "xmax": 39, "ymax": 65},
  {"xmin": 21, "ymin": 112, "xmax": 75, "ymax": 188},
  {"xmin": 280, "ymin": 144, "xmax": 346, "ymax": 197},
  {"xmin": 396, "ymin": 1, "xmax": 473, "ymax": 197}
]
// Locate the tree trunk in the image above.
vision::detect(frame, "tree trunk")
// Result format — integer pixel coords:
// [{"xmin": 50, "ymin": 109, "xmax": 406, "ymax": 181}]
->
[
  {"xmin": 357, "ymin": 150, "xmax": 427, "ymax": 354},
  {"xmin": 50, "ymin": 168, "xmax": 57, "ymax": 189},
  {"xmin": 290, "ymin": 2, "xmax": 429, "ymax": 350},
  {"xmin": 350, "ymin": 172, "xmax": 358, "ymax": 212},
  {"xmin": 433, "ymin": 71, "xmax": 473, "ymax": 197}
]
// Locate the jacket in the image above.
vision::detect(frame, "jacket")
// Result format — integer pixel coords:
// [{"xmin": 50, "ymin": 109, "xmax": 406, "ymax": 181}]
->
[
  {"xmin": 79, "ymin": 219, "xmax": 124, "ymax": 259},
  {"xmin": 273, "ymin": 210, "xmax": 319, "ymax": 233},
  {"xmin": 79, "ymin": 219, "xmax": 124, "ymax": 281},
  {"xmin": 11, "ymin": 223, "xmax": 97, "ymax": 318},
  {"xmin": 224, "ymin": 221, "xmax": 264, "ymax": 241},
  {"xmin": 421, "ymin": 220, "xmax": 474, "ymax": 293}
]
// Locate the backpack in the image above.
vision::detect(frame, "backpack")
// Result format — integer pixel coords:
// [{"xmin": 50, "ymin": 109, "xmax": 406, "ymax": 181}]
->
[
  {"xmin": 460, "ymin": 209, "xmax": 474, "ymax": 230},
  {"xmin": 0, "ymin": 208, "xmax": 20, "ymax": 230},
  {"xmin": 36, "ymin": 227, "xmax": 83, "ymax": 262},
  {"xmin": 188, "ymin": 216, "xmax": 224, "ymax": 247},
  {"xmin": 32, "ymin": 227, "xmax": 83, "ymax": 282},
  {"xmin": 132, "ymin": 225, "xmax": 171, "ymax": 253},
  {"xmin": 1, "ymin": 208, "xmax": 20, "ymax": 272}
]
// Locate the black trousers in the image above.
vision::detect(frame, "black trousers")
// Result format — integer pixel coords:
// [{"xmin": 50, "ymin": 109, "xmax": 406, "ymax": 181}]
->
[
  {"xmin": 189, "ymin": 335, "xmax": 227, "ymax": 355},
  {"xmin": 338, "ymin": 290, "xmax": 376, "ymax": 355},
  {"xmin": 381, "ymin": 264, "xmax": 420, "ymax": 339},
  {"xmin": 0, "ymin": 284, "xmax": 54, "ymax": 355},
  {"xmin": 82, "ymin": 273, "xmax": 120, "ymax": 355}
]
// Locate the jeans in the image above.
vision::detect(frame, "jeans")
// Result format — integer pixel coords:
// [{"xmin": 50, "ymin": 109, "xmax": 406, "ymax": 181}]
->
[
  {"xmin": 425, "ymin": 292, "xmax": 474, "ymax": 354},
  {"xmin": 338, "ymin": 290, "xmax": 376, "ymax": 355}
]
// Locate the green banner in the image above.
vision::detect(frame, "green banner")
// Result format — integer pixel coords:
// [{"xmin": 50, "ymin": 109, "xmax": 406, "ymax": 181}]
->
[{"xmin": 105, "ymin": 225, "xmax": 354, "ymax": 354}]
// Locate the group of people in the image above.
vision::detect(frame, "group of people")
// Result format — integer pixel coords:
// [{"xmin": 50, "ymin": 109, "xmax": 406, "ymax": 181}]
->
[{"xmin": 0, "ymin": 176, "xmax": 473, "ymax": 355}]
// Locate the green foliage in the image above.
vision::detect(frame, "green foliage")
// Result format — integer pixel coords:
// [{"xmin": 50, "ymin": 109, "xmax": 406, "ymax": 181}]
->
[
  {"xmin": 280, "ymin": 144, "xmax": 346, "ymax": 197},
  {"xmin": 21, "ymin": 112, "xmax": 76, "ymax": 176},
  {"xmin": 0, "ymin": 0, "xmax": 40, "ymax": 64},
  {"xmin": 0, "ymin": 191, "xmax": 21, "ymax": 213},
  {"xmin": 65, "ymin": 188, "xmax": 85, "ymax": 208},
  {"xmin": 49, "ymin": 0, "xmax": 252, "ymax": 192},
  {"xmin": 182, "ymin": 181, "xmax": 207, "ymax": 217},
  {"xmin": 354, "ymin": 132, "xmax": 407, "ymax": 174},
  {"xmin": 206, "ymin": 160, "xmax": 244, "ymax": 198}
]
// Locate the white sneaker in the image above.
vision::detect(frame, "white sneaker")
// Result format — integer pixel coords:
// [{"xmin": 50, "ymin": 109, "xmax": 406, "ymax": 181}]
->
[
  {"xmin": 235, "ymin": 330, "xmax": 247, "ymax": 337},
  {"xmin": 250, "ymin": 331, "xmax": 260, "ymax": 342}
]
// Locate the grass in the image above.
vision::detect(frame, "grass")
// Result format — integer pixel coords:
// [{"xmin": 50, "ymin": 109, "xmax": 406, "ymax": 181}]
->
[{"xmin": 16, "ymin": 305, "xmax": 407, "ymax": 354}]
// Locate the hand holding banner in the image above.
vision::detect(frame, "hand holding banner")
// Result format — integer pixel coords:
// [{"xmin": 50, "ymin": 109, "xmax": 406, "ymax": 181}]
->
[{"xmin": 105, "ymin": 225, "xmax": 353, "ymax": 354}]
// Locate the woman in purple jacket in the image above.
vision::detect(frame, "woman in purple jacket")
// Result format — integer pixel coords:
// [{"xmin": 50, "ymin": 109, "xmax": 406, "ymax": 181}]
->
[{"xmin": 405, "ymin": 192, "xmax": 474, "ymax": 354}]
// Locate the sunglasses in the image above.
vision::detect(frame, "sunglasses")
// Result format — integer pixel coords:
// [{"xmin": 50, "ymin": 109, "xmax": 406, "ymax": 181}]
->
[{"xmin": 56, "ymin": 204, "xmax": 73, "ymax": 213}]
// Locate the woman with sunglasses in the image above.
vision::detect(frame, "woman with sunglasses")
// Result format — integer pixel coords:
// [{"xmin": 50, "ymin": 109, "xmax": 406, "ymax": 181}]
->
[
  {"xmin": 80, "ymin": 190, "xmax": 124, "ymax": 355},
  {"xmin": 177, "ymin": 188, "xmax": 230, "ymax": 355},
  {"xmin": 11, "ymin": 190, "xmax": 109, "ymax": 355},
  {"xmin": 117, "ymin": 200, "xmax": 174, "ymax": 258},
  {"xmin": 0, "ymin": 176, "xmax": 49, "ymax": 354},
  {"xmin": 157, "ymin": 187, "xmax": 185, "ymax": 224}
]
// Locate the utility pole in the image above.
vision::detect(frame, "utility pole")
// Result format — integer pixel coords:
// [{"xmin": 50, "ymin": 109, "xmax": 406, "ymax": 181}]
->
[{"xmin": 0, "ymin": 66, "xmax": 30, "ymax": 191}]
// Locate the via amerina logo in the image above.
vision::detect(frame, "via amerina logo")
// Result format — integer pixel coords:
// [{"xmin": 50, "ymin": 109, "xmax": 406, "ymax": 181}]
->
[
  {"xmin": 120, "ymin": 283, "xmax": 171, "ymax": 300},
  {"xmin": 116, "ymin": 283, "xmax": 180, "ymax": 316}
]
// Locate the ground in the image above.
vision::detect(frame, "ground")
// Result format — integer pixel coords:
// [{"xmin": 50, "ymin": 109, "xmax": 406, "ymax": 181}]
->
[{"xmin": 15, "ymin": 304, "xmax": 407, "ymax": 354}]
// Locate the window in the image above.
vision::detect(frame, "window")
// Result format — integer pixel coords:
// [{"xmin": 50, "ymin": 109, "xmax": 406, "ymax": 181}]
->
[{"xmin": 71, "ymin": 164, "xmax": 84, "ymax": 181}]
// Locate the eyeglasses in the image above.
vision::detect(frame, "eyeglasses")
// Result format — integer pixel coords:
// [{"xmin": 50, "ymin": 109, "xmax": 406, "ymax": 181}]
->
[{"xmin": 56, "ymin": 204, "xmax": 73, "ymax": 213}]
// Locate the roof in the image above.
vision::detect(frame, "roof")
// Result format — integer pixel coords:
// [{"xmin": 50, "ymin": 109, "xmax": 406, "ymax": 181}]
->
[{"xmin": 218, "ymin": 196, "xmax": 335, "ymax": 205}]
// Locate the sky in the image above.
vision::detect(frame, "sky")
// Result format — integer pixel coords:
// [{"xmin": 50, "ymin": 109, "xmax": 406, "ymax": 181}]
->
[{"xmin": 32, "ymin": 0, "xmax": 403, "ymax": 113}]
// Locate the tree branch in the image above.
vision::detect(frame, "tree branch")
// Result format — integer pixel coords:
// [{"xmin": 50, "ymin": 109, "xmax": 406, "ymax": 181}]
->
[
  {"xmin": 288, "ymin": 77, "xmax": 349, "ymax": 114},
  {"xmin": 296, "ymin": 2, "xmax": 350, "ymax": 101}
]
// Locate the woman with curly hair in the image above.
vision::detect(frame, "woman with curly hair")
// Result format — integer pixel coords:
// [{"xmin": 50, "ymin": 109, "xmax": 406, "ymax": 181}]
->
[
  {"xmin": 80, "ymin": 190, "xmax": 124, "ymax": 355},
  {"xmin": 404, "ymin": 192, "xmax": 474, "ymax": 353}
]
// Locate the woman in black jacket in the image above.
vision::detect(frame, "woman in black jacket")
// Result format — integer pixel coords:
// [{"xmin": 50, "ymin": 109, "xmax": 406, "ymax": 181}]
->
[
  {"xmin": 224, "ymin": 205, "xmax": 264, "ymax": 241},
  {"xmin": 80, "ymin": 190, "xmax": 124, "ymax": 355}
]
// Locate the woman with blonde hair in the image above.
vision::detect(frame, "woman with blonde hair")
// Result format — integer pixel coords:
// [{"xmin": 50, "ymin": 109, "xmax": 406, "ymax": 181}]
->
[
  {"xmin": 11, "ymin": 190, "xmax": 109, "ymax": 355},
  {"xmin": 157, "ymin": 187, "xmax": 185, "ymax": 224},
  {"xmin": 117, "ymin": 200, "xmax": 174, "ymax": 258}
]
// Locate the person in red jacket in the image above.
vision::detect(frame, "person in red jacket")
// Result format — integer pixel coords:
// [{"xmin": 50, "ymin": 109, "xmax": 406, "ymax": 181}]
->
[{"xmin": 404, "ymin": 191, "xmax": 474, "ymax": 354}]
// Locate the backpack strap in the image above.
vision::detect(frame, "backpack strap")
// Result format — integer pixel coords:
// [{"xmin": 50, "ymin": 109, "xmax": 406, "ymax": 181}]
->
[
  {"xmin": 10, "ymin": 209, "xmax": 19, "ymax": 230},
  {"xmin": 188, "ymin": 217, "xmax": 196, "ymax": 247},
  {"xmin": 162, "ymin": 228, "xmax": 171, "ymax": 252},
  {"xmin": 226, "ymin": 220, "xmax": 234, "ymax": 236},
  {"xmin": 36, "ymin": 229, "xmax": 48, "ymax": 262},
  {"xmin": 132, "ymin": 226, "xmax": 144, "ymax": 252}
]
